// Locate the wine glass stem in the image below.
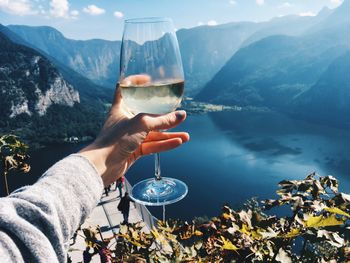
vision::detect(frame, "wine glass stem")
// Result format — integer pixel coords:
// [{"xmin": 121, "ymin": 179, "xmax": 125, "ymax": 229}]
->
[{"xmin": 155, "ymin": 153, "xmax": 162, "ymax": 181}]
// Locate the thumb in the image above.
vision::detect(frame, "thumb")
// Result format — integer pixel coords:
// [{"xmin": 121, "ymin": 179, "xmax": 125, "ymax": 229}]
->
[
  {"xmin": 110, "ymin": 84, "xmax": 122, "ymax": 113},
  {"xmin": 131, "ymin": 110, "xmax": 187, "ymax": 132}
]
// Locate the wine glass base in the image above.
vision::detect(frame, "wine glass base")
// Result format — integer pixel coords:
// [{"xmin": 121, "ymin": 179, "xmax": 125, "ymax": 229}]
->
[{"xmin": 129, "ymin": 177, "xmax": 188, "ymax": 206}]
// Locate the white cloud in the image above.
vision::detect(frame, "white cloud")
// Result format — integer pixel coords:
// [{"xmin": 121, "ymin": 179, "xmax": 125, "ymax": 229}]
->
[
  {"xmin": 197, "ymin": 21, "xmax": 204, "ymax": 26},
  {"xmin": 0, "ymin": 0, "xmax": 36, "ymax": 15},
  {"xmin": 207, "ymin": 20, "xmax": 217, "ymax": 26},
  {"xmin": 38, "ymin": 4, "xmax": 46, "ymax": 14},
  {"xmin": 83, "ymin": 5, "xmax": 105, "ymax": 15},
  {"xmin": 330, "ymin": 0, "xmax": 342, "ymax": 5},
  {"xmin": 113, "ymin": 11, "xmax": 123, "ymax": 18},
  {"xmin": 229, "ymin": 0, "xmax": 237, "ymax": 5},
  {"xmin": 70, "ymin": 9, "xmax": 78, "ymax": 16},
  {"xmin": 278, "ymin": 2, "xmax": 292, "ymax": 9},
  {"xmin": 299, "ymin": 11, "xmax": 316, "ymax": 17},
  {"xmin": 256, "ymin": 0, "xmax": 264, "ymax": 6},
  {"xmin": 50, "ymin": 0, "xmax": 69, "ymax": 18}
]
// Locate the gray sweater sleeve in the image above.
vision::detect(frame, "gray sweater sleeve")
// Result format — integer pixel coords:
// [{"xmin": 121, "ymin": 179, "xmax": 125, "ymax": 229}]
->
[{"xmin": 0, "ymin": 154, "xmax": 103, "ymax": 263}]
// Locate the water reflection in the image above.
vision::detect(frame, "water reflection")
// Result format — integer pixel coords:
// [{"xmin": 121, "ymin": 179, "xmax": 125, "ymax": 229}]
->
[{"xmin": 210, "ymin": 110, "xmax": 350, "ymax": 186}]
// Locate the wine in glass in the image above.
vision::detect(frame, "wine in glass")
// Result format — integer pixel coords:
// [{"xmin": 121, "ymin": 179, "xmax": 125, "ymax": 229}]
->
[{"xmin": 119, "ymin": 17, "xmax": 187, "ymax": 206}]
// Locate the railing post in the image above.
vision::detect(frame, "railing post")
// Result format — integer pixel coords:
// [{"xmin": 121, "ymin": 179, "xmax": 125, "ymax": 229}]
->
[{"xmin": 124, "ymin": 178, "xmax": 157, "ymax": 229}]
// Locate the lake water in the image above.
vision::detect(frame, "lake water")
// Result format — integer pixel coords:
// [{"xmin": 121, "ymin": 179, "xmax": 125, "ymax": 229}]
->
[{"xmin": 4, "ymin": 111, "xmax": 350, "ymax": 221}]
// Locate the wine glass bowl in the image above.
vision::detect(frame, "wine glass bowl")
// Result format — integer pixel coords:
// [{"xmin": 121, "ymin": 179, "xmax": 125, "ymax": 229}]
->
[
  {"xmin": 119, "ymin": 74, "xmax": 184, "ymax": 115},
  {"xmin": 119, "ymin": 17, "xmax": 188, "ymax": 206},
  {"xmin": 119, "ymin": 17, "xmax": 184, "ymax": 115}
]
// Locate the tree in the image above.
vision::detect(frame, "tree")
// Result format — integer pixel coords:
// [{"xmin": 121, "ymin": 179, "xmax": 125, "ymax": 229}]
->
[{"xmin": 0, "ymin": 135, "xmax": 30, "ymax": 196}]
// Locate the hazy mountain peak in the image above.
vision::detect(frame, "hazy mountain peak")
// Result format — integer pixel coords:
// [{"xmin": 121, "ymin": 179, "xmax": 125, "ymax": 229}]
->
[
  {"xmin": 0, "ymin": 24, "xmax": 26, "ymax": 44},
  {"xmin": 320, "ymin": 0, "xmax": 350, "ymax": 25},
  {"xmin": 317, "ymin": 6, "xmax": 332, "ymax": 17},
  {"xmin": 8, "ymin": 25, "xmax": 64, "ymax": 39},
  {"xmin": 304, "ymin": 1, "xmax": 350, "ymax": 35},
  {"xmin": 338, "ymin": 0, "xmax": 350, "ymax": 8}
]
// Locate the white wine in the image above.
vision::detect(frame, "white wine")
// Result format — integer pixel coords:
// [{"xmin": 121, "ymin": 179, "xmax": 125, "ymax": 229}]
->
[{"xmin": 120, "ymin": 80, "xmax": 184, "ymax": 114}]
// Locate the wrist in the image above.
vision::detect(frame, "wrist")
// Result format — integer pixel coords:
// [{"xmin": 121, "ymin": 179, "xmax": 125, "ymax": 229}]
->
[
  {"xmin": 78, "ymin": 142, "xmax": 125, "ymax": 187},
  {"xmin": 78, "ymin": 143, "xmax": 108, "ymax": 178}
]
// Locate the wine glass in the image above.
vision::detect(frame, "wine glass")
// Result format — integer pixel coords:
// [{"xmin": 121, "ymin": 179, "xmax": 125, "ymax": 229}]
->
[{"xmin": 119, "ymin": 17, "xmax": 188, "ymax": 206}]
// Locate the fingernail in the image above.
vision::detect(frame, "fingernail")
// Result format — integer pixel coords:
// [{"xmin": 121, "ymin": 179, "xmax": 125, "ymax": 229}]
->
[{"xmin": 175, "ymin": 110, "xmax": 186, "ymax": 120}]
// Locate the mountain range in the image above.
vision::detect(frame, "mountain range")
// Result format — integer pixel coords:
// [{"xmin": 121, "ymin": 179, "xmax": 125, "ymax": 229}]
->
[
  {"xmin": 0, "ymin": 25, "xmax": 109, "ymax": 144},
  {"xmin": 8, "ymin": 25, "xmax": 121, "ymax": 89},
  {"xmin": 6, "ymin": 10, "xmax": 332, "ymax": 97},
  {"xmin": 197, "ymin": 0, "xmax": 350, "ymax": 127},
  {"xmin": 1, "ymin": 1, "xmax": 350, "ymax": 144}
]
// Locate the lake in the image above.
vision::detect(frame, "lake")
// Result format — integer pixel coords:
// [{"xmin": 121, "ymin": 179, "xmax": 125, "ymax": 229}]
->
[{"xmin": 4, "ymin": 110, "xmax": 350, "ymax": 221}]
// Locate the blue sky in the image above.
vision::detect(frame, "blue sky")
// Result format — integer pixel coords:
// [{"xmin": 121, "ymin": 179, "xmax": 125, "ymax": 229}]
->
[{"xmin": 0, "ymin": 0, "xmax": 344, "ymax": 40}]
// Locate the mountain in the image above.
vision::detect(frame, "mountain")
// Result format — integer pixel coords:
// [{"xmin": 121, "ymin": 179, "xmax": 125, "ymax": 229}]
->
[
  {"xmin": 7, "ymin": 13, "xmax": 330, "ymax": 97},
  {"xmin": 1, "ymin": 24, "xmax": 113, "ymax": 102},
  {"xmin": 181, "ymin": 11, "xmax": 334, "ymax": 96},
  {"xmin": 197, "ymin": 35, "xmax": 348, "ymax": 108},
  {"xmin": 241, "ymin": 7, "xmax": 333, "ymax": 47},
  {"xmin": 290, "ymin": 0, "xmax": 350, "ymax": 127},
  {"xmin": 307, "ymin": 1, "xmax": 350, "ymax": 33},
  {"xmin": 8, "ymin": 25, "xmax": 121, "ymax": 89},
  {"xmin": 177, "ymin": 22, "xmax": 259, "ymax": 95},
  {"xmin": 0, "ymin": 29, "xmax": 106, "ymax": 144},
  {"xmin": 8, "ymin": 24, "xmax": 261, "ymax": 96},
  {"xmin": 0, "ymin": 31, "xmax": 79, "ymax": 117},
  {"xmin": 0, "ymin": 24, "xmax": 32, "ymax": 46},
  {"xmin": 197, "ymin": 2, "xmax": 350, "ymax": 113},
  {"xmin": 292, "ymin": 51, "xmax": 350, "ymax": 127}
]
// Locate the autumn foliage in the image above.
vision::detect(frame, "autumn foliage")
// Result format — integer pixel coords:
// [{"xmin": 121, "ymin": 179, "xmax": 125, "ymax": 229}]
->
[
  {"xmin": 82, "ymin": 173, "xmax": 350, "ymax": 262},
  {"xmin": 0, "ymin": 135, "xmax": 30, "ymax": 196}
]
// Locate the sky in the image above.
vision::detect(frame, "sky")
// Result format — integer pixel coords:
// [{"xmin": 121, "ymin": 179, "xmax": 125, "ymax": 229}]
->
[{"xmin": 0, "ymin": 0, "xmax": 344, "ymax": 40}]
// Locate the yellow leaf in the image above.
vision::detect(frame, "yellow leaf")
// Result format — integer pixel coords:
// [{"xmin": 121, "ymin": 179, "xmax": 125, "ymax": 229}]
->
[
  {"xmin": 222, "ymin": 213, "xmax": 230, "ymax": 220},
  {"xmin": 119, "ymin": 234, "xmax": 147, "ymax": 248},
  {"xmin": 325, "ymin": 207, "xmax": 350, "ymax": 218},
  {"xmin": 220, "ymin": 236, "xmax": 238, "ymax": 251},
  {"xmin": 305, "ymin": 214, "xmax": 345, "ymax": 228},
  {"xmin": 130, "ymin": 240, "xmax": 146, "ymax": 248},
  {"xmin": 240, "ymin": 224, "xmax": 262, "ymax": 240},
  {"xmin": 151, "ymin": 229, "xmax": 160, "ymax": 239},
  {"xmin": 251, "ymin": 229, "xmax": 262, "ymax": 240},
  {"xmin": 194, "ymin": 230, "xmax": 203, "ymax": 236},
  {"xmin": 240, "ymin": 224, "xmax": 250, "ymax": 235},
  {"xmin": 283, "ymin": 228, "xmax": 301, "ymax": 238},
  {"xmin": 132, "ymin": 230, "xmax": 140, "ymax": 241}
]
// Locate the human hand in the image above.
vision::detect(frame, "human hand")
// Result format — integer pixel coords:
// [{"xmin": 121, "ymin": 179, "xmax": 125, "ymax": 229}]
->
[{"xmin": 79, "ymin": 76, "xmax": 189, "ymax": 186}]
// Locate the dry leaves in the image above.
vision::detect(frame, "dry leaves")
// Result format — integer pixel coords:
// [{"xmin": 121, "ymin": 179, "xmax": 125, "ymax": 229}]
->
[{"xmin": 79, "ymin": 173, "xmax": 350, "ymax": 262}]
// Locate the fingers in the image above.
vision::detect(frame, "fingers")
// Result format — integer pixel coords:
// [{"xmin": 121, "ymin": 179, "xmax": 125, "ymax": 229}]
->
[
  {"xmin": 141, "ymin": 138, "xmax": 183, "ymax": 155},
  {"xmin": 144, "ymin": 131, "xmax": 190, "ymax": 143},
  {"xmin": 131, "ymin": 132, "xmax": 189, "ymax": 160},
  {"xmin": 110, "ymin": 85, "xmax": 122, "ymax": 113},
  {"xmin": 111, "ymin": 74, "xmax": 151, "ymax": 113},
  {"xmin": 132, "ymin": 110, "xmax": 187, "ymax": 132},
  {"xmin": 121, "ymin": 74, "xmax": 151, "ymax": 86}
]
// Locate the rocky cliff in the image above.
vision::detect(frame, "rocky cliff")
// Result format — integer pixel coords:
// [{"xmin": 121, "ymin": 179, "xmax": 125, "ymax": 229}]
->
[{"xmin": 0, "ymin": 31, "xmax": 79, "ymax": 118}]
